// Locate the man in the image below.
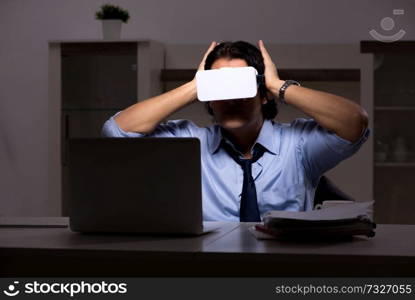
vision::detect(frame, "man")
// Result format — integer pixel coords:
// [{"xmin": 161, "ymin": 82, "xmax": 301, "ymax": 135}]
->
[{"xmin": 102, "ymin": 40, "xmax": 369, "ymax": 222}]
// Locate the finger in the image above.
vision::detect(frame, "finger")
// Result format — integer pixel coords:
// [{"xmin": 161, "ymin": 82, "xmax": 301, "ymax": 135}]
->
[
  {"xmin": 198, "ymin": 41, "xmax": 217, "ymax": 70},
  {"xmin": 258, "ymin": 40, "xmax": 272, "ymax": 62},
  {"xmin": 202, "ymin": 41, "xmax": 217, "ymax": 61}
]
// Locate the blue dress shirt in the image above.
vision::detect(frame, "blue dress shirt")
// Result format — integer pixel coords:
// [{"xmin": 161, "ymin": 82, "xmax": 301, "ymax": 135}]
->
[{"xmin": 102, "ymin": 113, "xmax": 369, "ymax": 221}]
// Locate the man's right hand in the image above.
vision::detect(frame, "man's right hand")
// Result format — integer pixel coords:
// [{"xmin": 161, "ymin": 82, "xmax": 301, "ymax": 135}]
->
[
  {"xmin": 190, "ymin": 41, "xmax": 217, "ymax": 94},
  {"xmin": 114, "ymin": 41, "xmax": 218, "ymax": 134},
  {"xmin": 194, "ymin": 41, "xmax": 218, "ymax": 77}
]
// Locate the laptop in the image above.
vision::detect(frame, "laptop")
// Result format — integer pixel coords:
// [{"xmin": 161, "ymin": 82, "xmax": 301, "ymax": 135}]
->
[{"xmin": 68, "ymin": 137, "xmax": 214, "ymax": 235}]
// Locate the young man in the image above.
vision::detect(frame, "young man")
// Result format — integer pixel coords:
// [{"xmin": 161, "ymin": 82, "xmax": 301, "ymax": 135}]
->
[{"xmin": 102, "ymin": 40, "xmax": 369, "ymax": 222}]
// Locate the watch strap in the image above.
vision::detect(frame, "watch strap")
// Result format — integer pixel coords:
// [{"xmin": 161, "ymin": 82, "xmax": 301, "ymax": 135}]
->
[{"xmin": 279, "ymin": 80, "xmax": 300, "ymax": 104}]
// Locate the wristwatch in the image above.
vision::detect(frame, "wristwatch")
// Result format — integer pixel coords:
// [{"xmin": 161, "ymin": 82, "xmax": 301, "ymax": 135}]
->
[{"xmin": 278, "ymin": 80, "xmax": 300, "ymax": 104}]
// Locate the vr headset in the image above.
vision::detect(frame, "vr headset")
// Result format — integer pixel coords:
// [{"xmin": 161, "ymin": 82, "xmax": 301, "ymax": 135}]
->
[{"xmin": 195, "ymin": 66, "xmax": 264, "ymax": 101}]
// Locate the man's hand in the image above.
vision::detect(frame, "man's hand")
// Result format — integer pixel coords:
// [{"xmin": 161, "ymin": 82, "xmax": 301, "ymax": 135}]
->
[
  {"xmin": 258, "ymin": 40, "xmax": 285, "ymax": 96},
  {"xmin": 190, "ymin": 41, "xmax": 217, "ymax": 89},
  {"xmin": 197, "ymin": 41, "xmax": 217, "ymax": 71},
  {"xmin": 113, "ymin": 43, "xmax": 219, "ymax": 134},
  {"xmin": 257, "ymin": 40, "xmax": 368, "ymax": 142}
]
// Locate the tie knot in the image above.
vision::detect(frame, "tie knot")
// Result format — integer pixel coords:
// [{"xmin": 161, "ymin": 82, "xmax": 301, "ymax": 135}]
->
[
  {"xmin": 238, "ymin": 159, "xmax": 252, "ymax": 172},
  {"xmin": 221, "ymin": 141, "xmax": 265, "ymax": 166}
]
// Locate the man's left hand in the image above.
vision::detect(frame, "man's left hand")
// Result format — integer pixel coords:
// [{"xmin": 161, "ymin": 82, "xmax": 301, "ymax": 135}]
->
[{"xmin": 258, "ymin": 40, "xmax": 285, "ymax": 96}]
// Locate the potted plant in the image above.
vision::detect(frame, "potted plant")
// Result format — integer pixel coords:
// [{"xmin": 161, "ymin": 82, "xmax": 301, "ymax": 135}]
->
[{"xmin": 95, "ymin": 4, "xmax": 130, "ymax": 40}]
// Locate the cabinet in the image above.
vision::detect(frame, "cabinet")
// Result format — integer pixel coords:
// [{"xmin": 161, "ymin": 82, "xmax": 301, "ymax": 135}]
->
[
  {"xmin": 361, "ymin": 41, "xmax": 415, "ymax": 224},
  {"xmin": 48, "ymin": 40, "xmax": 164, "ymax": 215}
]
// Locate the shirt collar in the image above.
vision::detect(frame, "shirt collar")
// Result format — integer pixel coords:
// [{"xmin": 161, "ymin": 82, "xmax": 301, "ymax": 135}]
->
[{"xmin": 209, "ymin": 119, "xmax": 280, "ymax": 155}]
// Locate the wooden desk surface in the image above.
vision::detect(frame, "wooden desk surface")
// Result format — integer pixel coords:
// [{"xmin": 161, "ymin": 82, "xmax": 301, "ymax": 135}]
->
[
  {"xmin": 203, "ymin": 223, "xmax": 415, "ymax": 256},
  {"xmin": 196, "ymin": 223, "xmax": 415, "ymax": 276},
  {"xmin": 1, "ymin": 218, "xmax": 414, "ymax": 276},
  {"xmin": 0, "ymin": 219, "xmax": 238, "ymax": 254}
]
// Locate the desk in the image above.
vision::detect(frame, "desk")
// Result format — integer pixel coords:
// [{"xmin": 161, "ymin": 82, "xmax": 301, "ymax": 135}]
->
[{"xmin": 1, "ymin": 219, "xmax": 414, "ymax": 276}]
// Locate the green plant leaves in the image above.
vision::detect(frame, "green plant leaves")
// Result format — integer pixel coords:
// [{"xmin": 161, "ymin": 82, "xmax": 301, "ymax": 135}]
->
[{"xmin": 95, "ymin": 4, "xmax": 130, "ymax": 23}]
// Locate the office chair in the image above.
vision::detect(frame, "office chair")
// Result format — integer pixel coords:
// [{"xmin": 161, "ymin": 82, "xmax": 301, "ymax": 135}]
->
[{"xmin": 313, "ymin": 175, "xmax": 354, "ymax": 209}]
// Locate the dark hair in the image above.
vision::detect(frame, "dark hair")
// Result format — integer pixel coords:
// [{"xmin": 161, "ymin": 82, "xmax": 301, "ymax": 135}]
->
[{"xmin": 203, "ymin": 41, "xmax": 278, "ymax": 120}]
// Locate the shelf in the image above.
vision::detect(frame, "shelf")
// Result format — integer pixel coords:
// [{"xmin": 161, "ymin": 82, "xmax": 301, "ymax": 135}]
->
[
  {"xmin": 375, "ymin": 106, "xmax": 415, "ymax": 111},
  {"xmin": 61, "ymin": 43, "xmax": 138, "ymax": 56},
  {"xmin": 375, "ymin": 163, "xmax": 415, "ymax": 167},
  {"xmin": 50, "ymin": 39, "xmax": 152, "ymax": 43},
  {"xmin": 361, "ymin": 41, "xmax": 415, "ymax": 53},
  {"xmin": 161, "ymin": 69, "xmax": 360, "ymax": 82}
]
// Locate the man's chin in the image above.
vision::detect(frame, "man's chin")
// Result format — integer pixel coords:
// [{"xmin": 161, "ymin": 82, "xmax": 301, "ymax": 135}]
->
[{"xmin": 218, "ymin": 118, "xmax": 250, "ymax": 130}]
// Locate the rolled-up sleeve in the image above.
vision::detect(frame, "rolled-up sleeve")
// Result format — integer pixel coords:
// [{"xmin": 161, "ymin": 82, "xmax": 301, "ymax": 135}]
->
[
  {"xmin": 292, "ymin": 118, "xmax": 370, "ymax": 185},
  {"xmin": 101, "ymin": 111, "xmax": 201, "ymax": 138}
]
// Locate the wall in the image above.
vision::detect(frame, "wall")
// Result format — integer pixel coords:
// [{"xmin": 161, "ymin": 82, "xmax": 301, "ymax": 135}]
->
[{"xmin": 0, "ymin": 0, "xmax": 414, "ymax": 216}]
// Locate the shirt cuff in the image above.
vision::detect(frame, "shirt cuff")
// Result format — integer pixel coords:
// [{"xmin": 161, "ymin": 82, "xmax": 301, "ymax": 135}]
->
[
  {"xmin": 324, "ymin": 127, "xmax": 371, "ymax": 155},
  {"xmin": 102, "ymin": 111, "xmax": 146, "ymax": 138}
]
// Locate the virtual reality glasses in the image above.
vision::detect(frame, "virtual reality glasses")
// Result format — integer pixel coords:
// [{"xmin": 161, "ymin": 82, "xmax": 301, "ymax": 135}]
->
[{"xmin": 196, "ymin": 66, "xmax": 264, "ymax": 101}]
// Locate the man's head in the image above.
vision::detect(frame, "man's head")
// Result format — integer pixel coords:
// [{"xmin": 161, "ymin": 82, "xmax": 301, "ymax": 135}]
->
[{"xmin": 203, "ymin": 41, "xmax": 278, "ymax": 130}]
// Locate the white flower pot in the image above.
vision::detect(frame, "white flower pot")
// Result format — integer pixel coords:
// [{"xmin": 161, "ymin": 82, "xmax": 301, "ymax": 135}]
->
[{"xmin": 101, "ymin": 20, "xmax": 122, "ymax": 40}]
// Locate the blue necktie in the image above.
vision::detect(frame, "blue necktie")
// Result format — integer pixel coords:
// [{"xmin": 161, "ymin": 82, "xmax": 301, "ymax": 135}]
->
[{"xmin": 222, "ymin": 141, "xmax": 265, "ymax": 222}]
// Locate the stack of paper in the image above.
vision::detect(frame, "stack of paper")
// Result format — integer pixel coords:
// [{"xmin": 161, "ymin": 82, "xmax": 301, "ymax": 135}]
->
[{"xmin": 251, "ymin": 201, "xmax": 376, "ymax": 240}]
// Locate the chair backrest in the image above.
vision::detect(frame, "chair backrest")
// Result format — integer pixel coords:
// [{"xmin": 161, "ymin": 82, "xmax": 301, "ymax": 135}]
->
[{"xmin": 314, "ymin": 175, "xmax": 354, "ymax": 209}]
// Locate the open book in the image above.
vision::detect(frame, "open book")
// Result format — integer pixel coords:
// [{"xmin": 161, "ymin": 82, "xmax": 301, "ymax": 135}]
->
[{"xmin": 250, "ymin": 201, "xmax": 376, "ymax": 240}]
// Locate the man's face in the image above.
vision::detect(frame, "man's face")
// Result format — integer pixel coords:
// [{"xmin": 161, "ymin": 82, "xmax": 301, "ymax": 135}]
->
[{"xmin": 208, "ymin": 58, "xmax": 266, "ymax": 130}]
